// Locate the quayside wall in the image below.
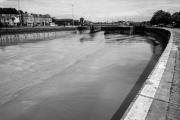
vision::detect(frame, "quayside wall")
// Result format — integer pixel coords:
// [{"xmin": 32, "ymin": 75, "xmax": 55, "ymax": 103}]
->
[
  {"xmin": 0, "ymin": 27, "xmax": 77, "ymax": 35},
  {"xmin": 0, "ymin": 31, "xmax": 75, "ymax": 46},
  {"xmin": 102, "ymin": 26, "xmax": 170, "ymax": 51},
  {"xmin": 102, "ymin": 26, "xmax": 134, "ymax": 34},
  {"xmin": 0, "ymin": 26, "xmax": 100, "ymax": 46},
  {"xmin": 121, "ymin": 28, "xmax": 173, "ymax": 120}
]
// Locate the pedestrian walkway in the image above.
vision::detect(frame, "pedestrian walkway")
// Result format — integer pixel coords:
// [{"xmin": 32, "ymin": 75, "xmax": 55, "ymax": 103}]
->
[
  {"xmin": 145, "ymin": 29, "xmax": 180, "ymax": 120},
  {"xmin": 121, "ymin": 28, "xmax": 180, "ymax": 120},
  {"xmin": 166, "ymin": 29, "xmax": 180, "ymax": 120}
]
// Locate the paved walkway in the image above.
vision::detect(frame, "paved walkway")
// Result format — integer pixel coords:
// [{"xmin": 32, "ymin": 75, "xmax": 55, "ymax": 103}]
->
[
  {"xmin": 121, "ymin": 28, "xmax": 180, "ymax": 120},
  {"xmin": 145, "ymin": 29, "xmax": 180, "ymax": 120},
  {"xmin": 166, "ymin": 29, "xmax": 180, "ymax": 120}
]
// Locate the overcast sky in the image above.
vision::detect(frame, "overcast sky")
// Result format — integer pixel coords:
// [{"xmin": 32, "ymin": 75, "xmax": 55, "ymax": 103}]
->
[{"xmin": 0, "ymin": 0, "xmax": 180, "ymax": 22}]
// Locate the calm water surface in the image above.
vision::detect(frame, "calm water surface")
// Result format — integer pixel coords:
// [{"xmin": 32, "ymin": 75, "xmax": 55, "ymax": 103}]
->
[{"xmin": 0, "ymin": 32, "xmax": 157, "ymax": 120}]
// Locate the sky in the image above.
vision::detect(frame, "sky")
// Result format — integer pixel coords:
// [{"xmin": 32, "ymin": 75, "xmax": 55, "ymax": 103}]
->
[{"xmin": 0, "ymin": 0, "xmax": 180, "ymax": 22}]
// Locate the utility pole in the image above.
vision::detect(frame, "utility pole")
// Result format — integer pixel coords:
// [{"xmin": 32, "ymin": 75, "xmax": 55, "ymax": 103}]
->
[
  {"xmin": 18, "ymin": 0, "xmax": 20, "ymax": 11},
  {"xmin": 72, "ymin": 5, "xmax": 74, "ymax": 26},
  {"xmin": 18, "ymin": 0, "xmax": 21, "ymax": 26}
]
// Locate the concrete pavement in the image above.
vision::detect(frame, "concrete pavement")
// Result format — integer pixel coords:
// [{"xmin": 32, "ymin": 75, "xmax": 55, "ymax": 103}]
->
[
  {"xmin": 165, "ymin": 29, "xmax": 180, "ymax": 120},
  {"xmin": 121, "ymin": 28, "xmax": 180, "ymax": 120},
  {"xmin": 145, "ymin": 29, "xmax": 180, "ymax": 120}
]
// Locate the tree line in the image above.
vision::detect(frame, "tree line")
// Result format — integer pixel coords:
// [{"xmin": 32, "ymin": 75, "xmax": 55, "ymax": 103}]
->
[
  {"xmin": 0, "ymin": 8, "xmax": 19, "ymax": 14},
  {"xmin": 150, "ymin": 10, "xmax": 180, "ymax": 27}
]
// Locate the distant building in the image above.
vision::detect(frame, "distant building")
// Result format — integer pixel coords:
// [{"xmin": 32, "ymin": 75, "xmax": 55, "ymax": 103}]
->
[
  {"xmin": 22, "ymin": 13, "xmax": 34, "ymax": 26},
  {"xmin": 53, "ymin": 18, "xmax": 79, "ymax": 26},
  {"xmin": 0, "ymin": 8, "xmax": 53, "ymax": 27},
  {"xmin": 32, "ymin": 14, "xmax": 41, "ymax": 26},
  {"xmin": 0, "ymin": 14, "xmax": 20, "ymax": 27},
  {"xmin": 84, "ymin": 20, "xmax": 92, "ymax": 25},
  {"xmin": 53, "ymin": 19, "xmax": 73, "ymax": 26},
  {"xmin": 13, "ymin": 15, "xmax": 20, "ymax": 24},
  {"xmin": 46, "ymin": 14, "xmax": 52, "ymax": 24},
  {"xmin": 80, "ymin": 17, "xmax": 84, "ymax": 26},
  {"xmin": 73, "ymin": 20, "xmax": 79, "ymax": 25},
  {"xmin": 0, "ymin": 15, "xmax": 5, "ymax": 23},
  {"xmin": 41, "ymin": 14, "xmax": 52, "ymax": 26},
  {"xmin": 22, "ymin": 13, "xmax": 52, "ymax": 26}
]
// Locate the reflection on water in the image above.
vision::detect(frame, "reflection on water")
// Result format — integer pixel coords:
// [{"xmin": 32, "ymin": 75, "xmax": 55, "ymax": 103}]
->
[{"xmin": 0, "ymin": 32, "xmax": 160, "ymax": 120}]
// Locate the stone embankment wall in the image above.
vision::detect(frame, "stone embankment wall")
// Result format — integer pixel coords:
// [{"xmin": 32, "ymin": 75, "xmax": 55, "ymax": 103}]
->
[
  {"xmin": 0, "ymin": 27, "xmax": 77, "ymax": 35},
  {"xmin": 0, "ymin": 31, "xmax": 75, "ymax": 46},
  {"xmin": 144, "ymin": 27, "xmax": 170, "ymax": 50},
  {"xmin": 102, "ymin": 26, "xmax": 134, "ymax": 34},
  {"xmin": 121, "ymin": 28, "xmax": 174, "ymax": 120}
]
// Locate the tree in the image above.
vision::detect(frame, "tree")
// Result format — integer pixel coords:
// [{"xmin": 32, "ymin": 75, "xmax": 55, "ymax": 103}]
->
[
  {"xmin": 150, "ymin": 10, "xmax": 171, "ymax": 25},
  {"xmin": 0, "ymin": 8, "xmax": 3, "ymax": 14},
  {"xmin": 18, "ymin": 10, "xmax": 24, "ymax": 14},
  {"xmin": 0, "ymin": 21, "xmax": 3, "ymax": 28},
  {"xmin": 0, "ymin": 8, "xmax": 19, "ymax": 14},
  {"xmin": 171, "ymin": 12, "xmax": 180, "ymax": 25}
]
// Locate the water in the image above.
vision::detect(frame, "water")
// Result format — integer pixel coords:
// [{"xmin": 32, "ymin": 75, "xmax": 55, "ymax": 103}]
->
[{"xmin": 0, "ymin": 32, "xmax": 159, "ymax": 120}]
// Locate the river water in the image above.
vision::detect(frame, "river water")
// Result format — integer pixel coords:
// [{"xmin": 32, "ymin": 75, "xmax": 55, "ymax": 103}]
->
[{"xmin": 0, "ymin": 31, "xmax": 159, "ymax": 120}]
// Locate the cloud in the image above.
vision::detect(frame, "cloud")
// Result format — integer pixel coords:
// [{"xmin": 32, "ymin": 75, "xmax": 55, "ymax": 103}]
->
[
  {"xmin": 62, "ymin": 0, "xmax": 72, "ymax": 4},
  {"xmin": 6, "ymin": 0, "xmax": 33, "ymax": 1},
  {"xmin": 1, "ymin": 0, "xmax": 180, "ymax": 22},
  {"xmin": 0, "ymin": 0, "xmax": 5, "ymax": 3}
]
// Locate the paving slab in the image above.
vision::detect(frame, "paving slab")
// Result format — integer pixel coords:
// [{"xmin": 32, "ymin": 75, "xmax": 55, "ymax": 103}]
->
[
  {"xmin": 165, "ymin": 29, "xmax": 180, "ymax": 120},
  {"xmin": 121, "ymin": 28, "xmax": 180, "ymax": 120},
  {"xmin": 145, "ymin": 100, "xmax": 168, "ymax": 120},
  {"xmin": 154, "ymin": 80, "xmax": 171, "ymax": 102}
]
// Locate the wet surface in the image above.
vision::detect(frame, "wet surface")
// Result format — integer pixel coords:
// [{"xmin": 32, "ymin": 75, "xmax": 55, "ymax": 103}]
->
[{"xmin": 0, "ymin": 32, "xmax": 159, "ymax": 120}]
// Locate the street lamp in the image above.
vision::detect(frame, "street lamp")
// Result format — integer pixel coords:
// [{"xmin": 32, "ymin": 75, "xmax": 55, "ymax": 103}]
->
[
  {"xmin": 18, "ymin": 0, "xmax": 22, "ymax": 26},
  {"xmin": 72, "ymin": 5, "xmax": 74, "ymax": 26},
  {"xmin": 18, "ymin": 0, "xmax": 20, "ymax": 10}
]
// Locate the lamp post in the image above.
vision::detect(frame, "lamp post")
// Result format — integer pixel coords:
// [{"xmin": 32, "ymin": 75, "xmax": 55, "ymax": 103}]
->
[
  {"xmin": 72, "ymin": 5, "xmax": 74, "ymax": 26},
  {"xmin": 18, "ymin": 0, "xmax": 21, "ymax": 26},
  {"xmin": 18, "ymin": 0, "xmax": 20, "ymax": 11}
]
